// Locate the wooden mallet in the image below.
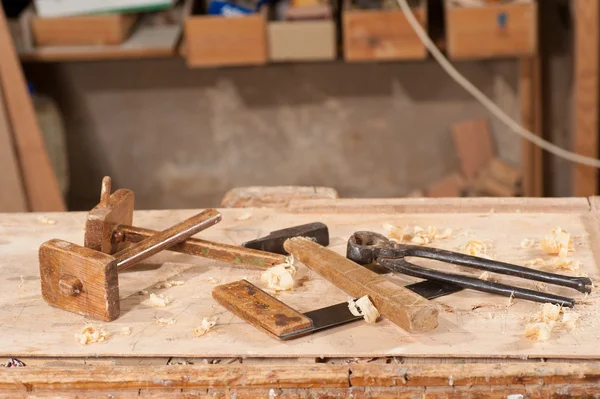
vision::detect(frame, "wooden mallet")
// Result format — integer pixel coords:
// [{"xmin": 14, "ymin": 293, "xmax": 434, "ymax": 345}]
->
[{"xmin": 39, "ymin": 209, "xmax": 221, "ymax": 321}]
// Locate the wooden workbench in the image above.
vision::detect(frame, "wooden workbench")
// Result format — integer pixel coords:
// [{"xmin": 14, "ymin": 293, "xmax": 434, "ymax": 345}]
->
[{"xmin": 1, "ymin": 196, "xmax": 600, "ymax": 397}]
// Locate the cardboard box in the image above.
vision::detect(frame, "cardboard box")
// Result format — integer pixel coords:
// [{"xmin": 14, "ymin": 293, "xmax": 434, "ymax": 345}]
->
[
  {"xmin": 446, "ymin": 1, "xmax": 537, "ymax": 59},
  {"xmin": 268, "ymin": 20, "xmax": 335, "ymax": 62}
]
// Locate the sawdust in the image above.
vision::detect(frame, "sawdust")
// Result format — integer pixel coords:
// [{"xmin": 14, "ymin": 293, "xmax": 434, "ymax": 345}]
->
[
  {"xmin": 561, "ymin": 311, "xmax": 580, "ymax": 330},
  {"xmin": 193, "ymin": 318, "xmax": 216, "ymax": 337},
  {"xmin": 261, "ymin": 263, "xmax": 296, "ymax": 292},
  {"xmin": 524, "ymin": 322, "xmax": 552, "ymax": 341},
  {"xmin": 462, "ymin": 240, "xmax": 493, "ymax": 260},
  {"xmin": 540, "ymin": 227, "xmax": 573, "ymax": 258},
  {"xmin": 236, "ymin": 212, "xmax": 252, "ymax": 221},
  {"xmin": 552, "ymin": 258, "xmax": 582, "ymax": 271},
  {"xmin": 520, "ymin": 239, "xmax": 536, "ymax": 249},
  {"xmin": 121, "ymin": 327, "xmax": 132, "ymax": 336},
  {"xmin": 524, "ymin": 258, "xmax": 545, "ymax": 267},
  {"xmin": 138, "ymin": 290, "xmax": 149, "ymax": 295},
  {"xmin": 532, "ymin": 303, "xmax": 561, "ymax": 323},
  {"xmin": 382, "ymin": 224, "xmax": 453, "ymax": 245},
  {"xmin": 149, "ymin": 293, "xmax": 171, "ymax": 308},
  {"xmin": 37, "ymin": 215, "xmax": 56, "ymax": 225},
  {"xmin": 155, "ymin": 280, "xmax": 185, "ymax": 289},
  {"xmin": 76, "ymin": 326, "xmax": 109, "ymax": 345},
  {"xmin": 156, "ymin": 318, "xmax": 177, "ymax": 326},
  {"xmin": 348, "ymin": 296, "xmax": 380, "ymax": 323},
  {"xmin": 478, "ymin": 271, "xmax": 491, "ymax": 281}
]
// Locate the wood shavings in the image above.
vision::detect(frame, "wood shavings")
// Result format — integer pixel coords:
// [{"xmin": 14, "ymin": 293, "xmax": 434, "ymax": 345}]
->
[
  {"xmin": 540, "ymin": 227, "xmax": 573, "ymax": 258},
  {"xmin": 37, "ymin": 215, "xmax": 56, "ymax": 225},
  {"xmin": 520, "ymin": 239, "xmax": 535, "ymax": 249},
  {"xmin": 533, "ymin": 303, "xmax": 561, "ymax": 323},
  {"xmin": 236, "ymin": 212, "xmax": 252, "ymax": 221},
  {"xmin": 383, "ymin": 223, "xmax": 453, "ymax": 245},
  {"xmin": 155, "ymin": 280, "xmax": 185, "ymax": 289},
  {"xmin": 561, "ymin": 311, "xmax": 580, "ymax": 330},
  {"xmin": 149, "ymin": 293, "xmax": 171, "ymax": 308},
  {"xmin": 347, "ymin": 296, "xmax": 380, "ymax": 323},
  {"xmin": 525, "ymin": 258, "xmax": 545, "ymax": 267},
  {"xmin": 193, "ymin": 318, "xmax": 216, "ymax": 337},
  {"xmin": 261, "ymin": 263, "xmax": 296, "ymax": 291},
  {"xmin": 552, "ymin": 258, "xmax": 581, "ymax": 271},
  {"xmin": 524, "ymin": 322, "xmax": 552, "ymax": 341},
  {"xmin": 462, "ymin": 240, "xmax": 492, "ymax": 260},
  {"xmin": 477, "ymin": 271, "xmax": 496, "ymax": 282},
  {"xmin": 121, "ymin": 327, "xmax": 131, "ymax": 336},
  {"xmin": 75, "ymin": 326, "xmax": 109, "ymax": 345},
  {"xmin": 156, "ymin": 318, "xmax": 177, "ymax": 326}
]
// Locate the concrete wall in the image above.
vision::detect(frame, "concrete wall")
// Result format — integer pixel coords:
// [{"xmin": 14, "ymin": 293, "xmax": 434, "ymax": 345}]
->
[{"xmin": 26, "ymin": 58, "xmax": 522, "ymax": 210}]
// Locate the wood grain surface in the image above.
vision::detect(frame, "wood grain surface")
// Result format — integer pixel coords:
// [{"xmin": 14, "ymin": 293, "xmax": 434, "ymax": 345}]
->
[
  {"xmin": 283, "ymin": 237, "xmax": 439, "ymax": 333},
  {"xmin": 212, "ymin": 280, "xmax": 312, "ymax": 339}
]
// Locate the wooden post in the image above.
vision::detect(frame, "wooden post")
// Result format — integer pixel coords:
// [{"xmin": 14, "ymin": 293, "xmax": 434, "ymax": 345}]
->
[
  {"xmin": 573, "ymin": 0, "xmax": 599, "ymax": 196},
  {"xmin": 520, "ymin": 56, "xmax": 543, "ymax": 197}
]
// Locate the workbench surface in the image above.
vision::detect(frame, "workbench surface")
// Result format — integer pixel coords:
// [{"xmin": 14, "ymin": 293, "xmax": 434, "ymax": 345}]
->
[{"xmin": 1, "ymin": 197, "xmax": 599, "ymax": 360}]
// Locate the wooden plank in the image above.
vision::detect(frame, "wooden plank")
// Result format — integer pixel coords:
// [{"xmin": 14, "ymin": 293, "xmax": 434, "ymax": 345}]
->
[
  {"xmin": 0, "ymin": 203, "xmax": 598, "ymax": 359},
  {"xmin": 0, "ymin": 83, "xmax": 27, "ymax": 212},
  {"xmin": 0, "ymin": 9, "xmax": 64, "ymax": 211},
  {"xmin": 32, "ymin": 14, "xmax": 138, "ymax": 47},
  {"xmin": 221, "ymin": 186, "xmax": 338, "ymax": 208},
  {"xmin": 573, "ymin": 0, "xmax": 599, "ymax": 196},
  {"xmin": 425, "ymin": 173, "xmax": 465, "ymax": 197},
  {"xmin": 268, "ymin": 21, "xmax": 335, "ymax": 62}
]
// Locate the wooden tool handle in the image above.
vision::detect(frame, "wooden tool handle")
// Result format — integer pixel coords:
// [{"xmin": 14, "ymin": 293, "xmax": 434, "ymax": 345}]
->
[
  {"xmin": 283, "ymin": 237, "xmax": 439, "ymax": 333},
  {"xmin": 115, "ymin": 209, "xmax": 221, "ymax": 272},
  {"xmin": 116, "ymin": 225, "xmax": 286, "ymax": 270},
  {"xmin": 212, "ymin": 280, "xmax": 313, "ymax": 340}
]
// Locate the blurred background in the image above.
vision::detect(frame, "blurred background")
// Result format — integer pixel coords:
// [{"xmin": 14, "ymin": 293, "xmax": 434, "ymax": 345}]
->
[{"xmin": 0, "ymin": 0, "xmax": 591, "ymax": 211}]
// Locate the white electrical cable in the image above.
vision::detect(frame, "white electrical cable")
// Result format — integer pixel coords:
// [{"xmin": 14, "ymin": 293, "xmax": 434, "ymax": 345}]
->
[{"xmin": 396, "ymin": 0, "xmax": 600, "ymax": 168}]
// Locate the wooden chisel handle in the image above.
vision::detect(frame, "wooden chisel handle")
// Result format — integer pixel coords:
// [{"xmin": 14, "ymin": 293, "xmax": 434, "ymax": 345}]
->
[
  {"xmin": 115, "ymin": 225, "xmax": 287, "ymax": 270},
  {"xmin": 283, "ymin": 237, "xmax": 439, "ymax": 333}
]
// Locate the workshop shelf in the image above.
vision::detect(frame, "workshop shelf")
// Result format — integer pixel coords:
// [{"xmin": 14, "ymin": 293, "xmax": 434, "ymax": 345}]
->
[
  {"xmin": 445, "ymin": 0, "xmax": 537, "ymax": 60},
  {"xmin": 342, "ymin": 0, "xmax": 427, "ymax": 62}
]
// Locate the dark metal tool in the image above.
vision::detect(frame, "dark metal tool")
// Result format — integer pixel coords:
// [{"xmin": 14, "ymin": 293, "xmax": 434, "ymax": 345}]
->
[
  {"xmin": 213, "ymin": 279, "xmax": 462, "ymax": 340},
  {"xmin": 242, "ymin": 222, "xmax": 329, "ymax": 255},
  {"xmin": 347, "ymin": 231, "xmax": 593, "ymax": 308}
]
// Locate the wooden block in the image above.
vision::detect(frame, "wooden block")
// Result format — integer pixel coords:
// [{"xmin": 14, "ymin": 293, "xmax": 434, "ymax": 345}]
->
[
  {"xmin": 425, "ymin": 173, "xmax": 465, "ymax": 197},
  {"xmin": 268, "ymin": 21, "xmax": 335, "ymax": 62},
  {"xmin": 0, "ymin": 84, "xmax": 27, "ymax": 212},
  {"xmin": 451, "ymin": 118, "xmax": 495, "ymax": 181},
  {"xmin": 0, "ymin": 9, "xmax": 65, "ymax": 211},
  {"xmin": 32, "ymin": 14, "xmax": 138, "ymax": 47},
  {"xmin": 473, "ymin": 174, "xmax": 517, "ymax": 197},
  {"xmin": 184, "ymin": 14, "xmax": 267, "ymax": 67},
  {"xmin": 212, "ymin": 280, "xmax": 312, "ymax": 339},
  {"xmin": 39, "ymin": 239, "xmax": 120, "ymax": 322},
  {"xmin": 283, "ymin": 237, "xmax": 439, "ymax": 333},
  {"xmin": 487, "ymin": 158, "xmax": 521, "ymax": 188},
  {"xmin": 446, "ymin": 1, "xmax": 537, "ymax": 59},
  {"xmin": 343, "ymin": 6, "xmax": 427, "ymax": 61}
]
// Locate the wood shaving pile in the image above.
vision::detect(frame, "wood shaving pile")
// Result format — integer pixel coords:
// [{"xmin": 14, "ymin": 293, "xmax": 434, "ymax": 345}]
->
[
  {"xmin": 149, "ymin": 293, "xmax": 171, "ymax": 308},
  {"xmin": 75, "ymin": 326, "xmax": 109, "ymax": 345},
  {"xmin": 37, "ymin": 215, "xmax": 56, "ymax": 225},
  {"xmin": 540, "ymin": 227, "xmax": 573, "ymax": 258},
  {"xmin": 193, "ymin": 318, "xmax": 216, "ymax": 337},
  {"xmin": 383, "ymin": 223, "xmax": 453, "ymax": 245},
  {"xmin": 462, "ymin": 240, "xmax": 493, "ymax": 260},
  {"xmin": 552, "ymin": 258, "xmax": 581, "ymax": 271},
  {"xmin": 156, "ymin": 318, "xmax": 177, "ymax": 326},
  {"xmin": 155, "ymin": 280, "xmax": 185, "ymax": 289},
  {"xmin": 348, "ymin": 296, "xmax": 380, "ymax": 323},
  {"xmin": 524, "ymin": 303, "xmax": 580, "ymax": 341},
  {"xmin": 121, "ymin": 327, "xmax": 132, "ymax": 335},
  {"xmin": 261, "ymin": 261, "xmax": 296, "ymax": 291}
]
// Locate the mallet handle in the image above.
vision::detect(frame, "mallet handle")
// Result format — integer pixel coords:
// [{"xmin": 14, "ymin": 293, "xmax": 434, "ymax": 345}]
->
[{"xmin": 114, "ymin": 209, "xmax": 221, "ymax": 272}]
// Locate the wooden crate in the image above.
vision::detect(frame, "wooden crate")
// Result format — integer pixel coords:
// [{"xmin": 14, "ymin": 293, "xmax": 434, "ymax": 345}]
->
[
  {"xmin": 268, "ymin": 20, "xmax": 335, "ymax": 62},
  {"xmin": 32, "ymin": 14, "xmax": 138, "ymax": 46},
  {"xmin": 184, "ymin": 13, "xmax": 267, "ymax": 67},
  {"xmin": 446, "ymin": 1, "xmax": 537, "ymax": 59},
  {"xmin": 342, "ymin": 1, "xmax": 427, "ymax": 62}
]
